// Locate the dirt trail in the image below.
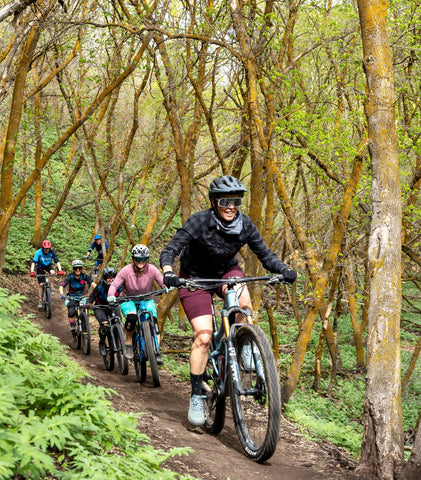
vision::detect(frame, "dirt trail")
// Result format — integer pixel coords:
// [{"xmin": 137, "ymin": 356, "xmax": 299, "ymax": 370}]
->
[{"xmin": 8, "ymin": 275, "xmax": 356, "ymax": 480}]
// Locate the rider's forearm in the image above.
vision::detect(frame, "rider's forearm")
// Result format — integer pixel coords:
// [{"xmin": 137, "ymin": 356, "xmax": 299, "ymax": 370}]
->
[{"xmin": 162, "ymin": 265, "xmax": 173, "ymax": 273}]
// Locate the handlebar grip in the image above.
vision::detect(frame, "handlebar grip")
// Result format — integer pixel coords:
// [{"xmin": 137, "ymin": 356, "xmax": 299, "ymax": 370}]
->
[{"xmin": 178, "ymin": 278, "xmax": 186, "ymax": 286}]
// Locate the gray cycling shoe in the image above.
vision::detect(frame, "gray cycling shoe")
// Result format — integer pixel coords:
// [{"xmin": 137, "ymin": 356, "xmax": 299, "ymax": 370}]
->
[
  {"xmin": 124, "ymin": 344, "xmax": 133, "ymax": 360},
  {"xmin": 98, "ymin": 342, "xmax": 106, "ymax": 356},
  {"xmin": 188, "ymin": 395, "xmax": 207, "ymax": 426},
  {"xmin": 38, "ymin": 301, "xmax": 43, "ymax": 309},
  {"xmin": 241, "ymin": 344, "xmax": 255, "ymax": 371}
]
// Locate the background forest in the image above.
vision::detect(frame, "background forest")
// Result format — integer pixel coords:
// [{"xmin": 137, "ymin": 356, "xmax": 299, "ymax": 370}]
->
[{"xmin": 0, "ymin": 0, "xmax": 420, "ymax": 478}]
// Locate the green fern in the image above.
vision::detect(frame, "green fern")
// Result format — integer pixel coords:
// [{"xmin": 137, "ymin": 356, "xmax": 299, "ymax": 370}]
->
[{"xmin": 0, "ymin": 289, "xmax": 195, "ymax": 480}]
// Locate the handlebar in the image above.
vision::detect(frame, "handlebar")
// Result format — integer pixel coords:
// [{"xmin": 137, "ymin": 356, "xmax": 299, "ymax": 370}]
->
[
  {"xmin": 178, "ymin": 274, "xmax": 286, "ymax": 290},
  {"xmin": 111, "ymin": 288, "xmax": 168, "ymax": 304}
]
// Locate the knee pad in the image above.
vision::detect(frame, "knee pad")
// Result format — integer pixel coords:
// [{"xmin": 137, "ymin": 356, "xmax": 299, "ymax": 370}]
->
[
  {"xmin": 68, "ymin": 306, "xmax": 76, "ymax": 317},
  {"xmin": 125, "ymin": 313, "xmax": 137, "ymax": 332}
]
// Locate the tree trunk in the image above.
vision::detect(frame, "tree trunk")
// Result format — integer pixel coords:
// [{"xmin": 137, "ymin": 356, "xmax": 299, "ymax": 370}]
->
[
  {"xmin": 355, "ymin": 0, "xmax": 404, "ymax": 477},
  {"xmin": 0, "ymin": 22, "xmax": 40, "ymax": 275}
]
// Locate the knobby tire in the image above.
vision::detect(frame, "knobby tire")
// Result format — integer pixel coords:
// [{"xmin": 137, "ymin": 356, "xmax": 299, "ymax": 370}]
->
[
  {"xmin": 80, "ymin": 311, "xmax": 91, "ymax": 355},
  {"xmin": 231, "ymin": 324, "xmax": 281, "ymax": 463},
  {"xmin": 44, "ymin": 285, "xmax": 52, "ymax": 319},
  {"xmin": 114, "ymin": 323, "xmax": 129, "ymax": 375},
  {"xmin": 133, "ymin": 331, "xmax": 147, "ymax": 383},
  {"xmin": 102, "ymin": 329, "xmax": 115, "ymax": 371},
  {"xmin": 203, "ymin": 363, "xmax": 226, "ymax": 435},
  {"xmin": 73, "ymin": 314, "xmax": 82, "ymax": 350},
  {"xmin": 143, "ymin": 321, "xmax": 161, "ymax": 387}
]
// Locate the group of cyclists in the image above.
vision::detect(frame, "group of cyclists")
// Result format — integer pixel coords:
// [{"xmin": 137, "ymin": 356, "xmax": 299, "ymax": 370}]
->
[{"xmin": 30, "ymin": 175, "xmax": 297, "ymax": 427}]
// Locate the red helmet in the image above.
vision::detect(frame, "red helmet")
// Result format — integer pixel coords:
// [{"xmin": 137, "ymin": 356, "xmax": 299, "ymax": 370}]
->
[{"xmin": 41, "ymin": 240, "xmax": 51, "ymax": 249}]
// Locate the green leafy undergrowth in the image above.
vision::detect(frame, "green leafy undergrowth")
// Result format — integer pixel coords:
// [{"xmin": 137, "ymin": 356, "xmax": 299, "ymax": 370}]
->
[{"xmin": 0, "ymin": 288, "xmax": 194, "ymax": 480}]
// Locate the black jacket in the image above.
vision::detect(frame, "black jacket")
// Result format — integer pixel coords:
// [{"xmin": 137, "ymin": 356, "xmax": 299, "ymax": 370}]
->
[{"xmin": 160, "ymin": 209, "xmax": 288, "ymax": 278}]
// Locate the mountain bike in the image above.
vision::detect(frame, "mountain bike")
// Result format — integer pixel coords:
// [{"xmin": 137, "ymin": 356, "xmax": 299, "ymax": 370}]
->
[
  {"xmin": 68, "ymin": 296, "xmax": 91, "ymax": 355},
  {"xmin": 85, "ymin": 257, "xmax": 102, "ymax": 281},
  {"xmin": 36, "ymin": 272, "xmax": 55, "ymax": 319},
  {"xmin": 90, "ymin": 305, "xmax": 128, "ymax": 375},
  {"xmin": 115, "ymin": 289, "xmax": 166, "ymax": 387},
  {"xmin": 179, "ymin": 274, "xmax": 285, "ymax": 463}
]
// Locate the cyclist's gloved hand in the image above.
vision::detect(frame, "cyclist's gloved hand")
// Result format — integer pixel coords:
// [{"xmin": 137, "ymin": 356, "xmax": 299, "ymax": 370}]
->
[
  {"xmin": 282, "ymin": 268, "xmax": 297, "ymax": 284},
  {"xmin": 60, "ymin": 294, "xmax": 65, "ymax": 299},
  {"xmin": 30, "ymin": 272, "xmax": 35, "ymax": 277},
  {"xmin": 163, "ymin": 271, "xmax": 181, "ymax": 288},
  {"xmin": 107, "ymin": 295, "xmax": 116, "ymax": 303},
  {"xmin": 57, "ymin": 270, "xmax": 63, "ymax": 276}
]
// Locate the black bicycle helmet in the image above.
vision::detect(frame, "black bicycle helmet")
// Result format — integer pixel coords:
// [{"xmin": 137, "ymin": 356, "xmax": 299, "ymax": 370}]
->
[
  {"xmin": 102, "ymin": 267, "xmax": 117, "ymax": 280},
  {"xmin": 209, "ymin": 175, "xmax": 247, "ymax": 198}
]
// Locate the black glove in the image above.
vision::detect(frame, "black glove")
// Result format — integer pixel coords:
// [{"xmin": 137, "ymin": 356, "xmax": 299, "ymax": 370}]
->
[
  {"xmin": 282, "ymin": 268, "xmax": 297, "ymax": 284},
  {"xmin": 163, "ymin": 271, "xmax": 181, "ymax": 288}
]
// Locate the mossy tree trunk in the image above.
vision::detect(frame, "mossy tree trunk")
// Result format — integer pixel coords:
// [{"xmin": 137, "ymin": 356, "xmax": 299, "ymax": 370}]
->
[{"xmin": 355, "ymin": 0, "xmax": 404, "ymax": 478}]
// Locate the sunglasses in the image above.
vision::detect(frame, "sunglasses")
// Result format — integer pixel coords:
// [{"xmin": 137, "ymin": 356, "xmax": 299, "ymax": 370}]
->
[
  {"xmin": 133, "ymin": 256, "xmax": 148, "ymax": 262},
  {"xmin": 73, "ymin": 267, "xmax": 82, "ymax": 271},
  {"xmin": 216, "ymin": 197, "xmax": 242, "ymax": 208}
]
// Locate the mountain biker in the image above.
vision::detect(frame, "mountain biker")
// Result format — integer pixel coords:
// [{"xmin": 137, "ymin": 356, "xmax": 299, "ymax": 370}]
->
[
  {"xmin": 160, "ymin": 175, "xmax": 297, "ymax": 426},
  {"xmin": 59, "ymin": 259, "xmax": 93, "ymax": 332},
  {"xmin": 85, "ymin": 234, "xmax": 109, "ymax": 265},
  {"xmin": 107, "ymin": 244, "xmax": 165, "ymax": 363},
  {"xmin": 86, "ymin": 267, "xmax": 122, "ymax": 356},
  {"xmin": 30, "ymin": 240, "xmax": 63, "ymax": 309}
]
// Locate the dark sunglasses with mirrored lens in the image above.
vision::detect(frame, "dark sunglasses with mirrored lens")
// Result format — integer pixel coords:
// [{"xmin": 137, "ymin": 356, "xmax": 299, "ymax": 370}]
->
[
  {"xmin": 133, "ymin": 256, "xmax": 148, "ymax": 262},
  {"xmin": 216, "ymin": 197, "xmax": 242, "ymax": 208}
]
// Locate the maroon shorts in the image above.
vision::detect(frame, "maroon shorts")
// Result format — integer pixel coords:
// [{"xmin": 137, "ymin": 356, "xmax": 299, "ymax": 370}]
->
[{"xmin": 179, "ymin": 265, "xmax": 244, "ymax": 320}]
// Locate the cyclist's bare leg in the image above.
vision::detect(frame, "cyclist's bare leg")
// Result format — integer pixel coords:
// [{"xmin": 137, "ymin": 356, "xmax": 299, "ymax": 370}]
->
[
  {"xmin": 190, "ymin": 315, "xmax": 213, "ymax": 375},
  {"xmin": 38, "ymin": 283, "xmax": 43, "ymax": 302}
]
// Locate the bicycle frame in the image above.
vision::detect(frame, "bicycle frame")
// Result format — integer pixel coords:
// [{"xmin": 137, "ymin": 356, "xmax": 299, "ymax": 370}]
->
[{"xmin": 209, "ymin": 283, "xmax": 257, "ymax": 398}]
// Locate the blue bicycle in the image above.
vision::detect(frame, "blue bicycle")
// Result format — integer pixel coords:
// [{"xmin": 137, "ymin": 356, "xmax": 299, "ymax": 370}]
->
[{"xmin": 116, "ymin": 290, "xmax": 166, "ymax": 387}]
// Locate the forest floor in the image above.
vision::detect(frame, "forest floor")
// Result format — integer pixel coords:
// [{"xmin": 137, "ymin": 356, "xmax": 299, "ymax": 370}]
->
[{"xmin": 6, "ymin": 274, "xmax": 357, "ymax": 480}]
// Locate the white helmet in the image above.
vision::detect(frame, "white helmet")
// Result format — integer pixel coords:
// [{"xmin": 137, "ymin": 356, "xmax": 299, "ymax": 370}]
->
[
  {"xmin": 72, "ymin": 259, "xmax": 83, "ymax": 268},
  {"xmin": 131, "ymin": 244, "xmax": 150, "ymax": 259}
]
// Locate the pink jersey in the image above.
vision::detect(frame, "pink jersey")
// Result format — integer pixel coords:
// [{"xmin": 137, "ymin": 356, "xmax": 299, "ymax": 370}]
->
[{"xmin": 108, "ymin": 263, "xmax": 164, "ymax": 297}]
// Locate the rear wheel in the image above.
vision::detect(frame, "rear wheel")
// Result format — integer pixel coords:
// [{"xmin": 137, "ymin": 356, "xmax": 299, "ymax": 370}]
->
[
  {"xmin": 114, "ymin": 323, "xmax": 129, "ymax": 375},
  {"xmin": 203, "ymin": 359, "xmax": 226, "ymax": 435},
  {"xmin": 102, "ymin": 329, "xmax": 115, "ymax": 371},
  {"xmin": 44, "ymin": 285, "xmax": 52, "ymax": 319},
  {"xmin": 144, "ymin": 322, "xmax": 160, "ymax": 387},
  {"xmin": 80, "ymin": 310, "xmax": 91, "ymax": 355},
  {"xmin": 230, "ymin": 325, "xmax": 281, "ymax": 463}
]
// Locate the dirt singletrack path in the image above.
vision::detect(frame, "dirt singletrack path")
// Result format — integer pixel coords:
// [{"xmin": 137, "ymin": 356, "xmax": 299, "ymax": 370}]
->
[{"xmin": 9, "ymin": 275, "xmax": 356, "ymax": 480}]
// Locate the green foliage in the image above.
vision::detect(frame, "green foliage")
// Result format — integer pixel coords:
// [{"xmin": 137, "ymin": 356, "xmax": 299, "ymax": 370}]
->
[{"xmin": 0, "ymin": 289, "xmax": 194, "ymax": 479}]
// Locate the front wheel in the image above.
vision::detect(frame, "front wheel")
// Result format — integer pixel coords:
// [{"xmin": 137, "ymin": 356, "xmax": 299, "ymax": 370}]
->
[
  {"xmin": 114, "ymin": 323, "xmax": 129, "ymax": 375},
  {"xmin": 133, "ymin": 332, "xmax": 146, "ymax": 383},
  {"xmin": 143, "ymin": 322, "xmax": 160, "ymax": 387},
  {"xmin": 80, "ymin": 311, "xmax": 91, "ymax": 355},
  {"xmin": 44, "ymin": 285, "xmax": 52, "ymax": 319},
  {"xmin": 102, "ymin": 329, "xmax": 115, "ymax": 371},
  {"xmin": 72, "ymin": 316, "xmax": 81, "ymax": 350},
  {"xmin": 230, "ymin": 324, "xmax": 281, "ymax": 463}
]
